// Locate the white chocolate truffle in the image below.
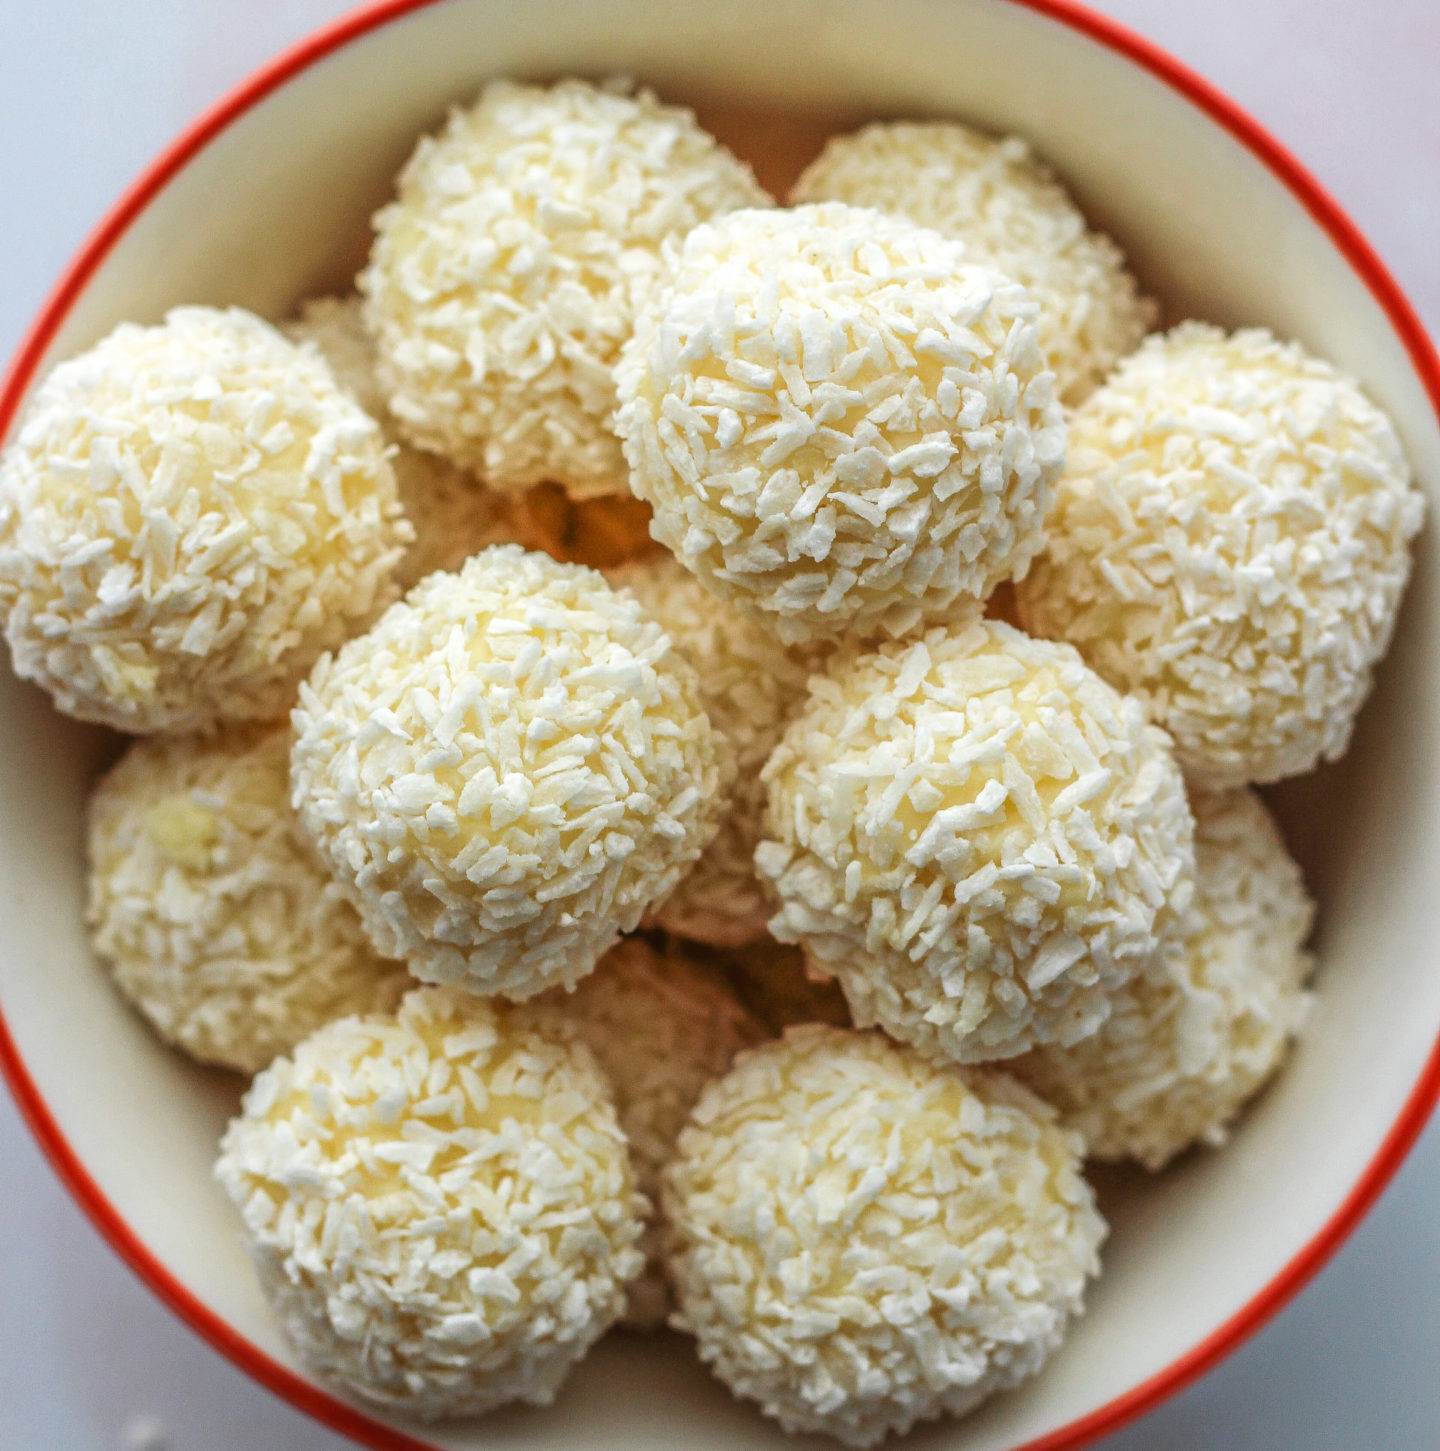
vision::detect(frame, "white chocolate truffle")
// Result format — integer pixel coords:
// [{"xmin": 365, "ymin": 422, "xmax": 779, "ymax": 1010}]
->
[
  {"xmin": 291, "ymin": 546, "xmax": 729, "ymax": 999},
  {"xmin": 612, "ymin": 555, "xmax": 820, "ymax": 945},
  {"xmin": 1017, "ymin": 324, "xmax": 1423, "ymax": 787},
  {"xmin": 793, "ymin": 121, "xmax": 1156, "ymax": 404},
  {"xmin": 284, "ymin": 295, "xmax": 545, "ymax": 588},
  {"xmin": 1017, "ymin": 788, "xmax": 1314, "ymax": 1168},
  {"xmin": 87, "ymin": 724, "xmax": 408, "ymax": 1073},
  {"xmin": 544, "ymin": 936, "xmax": 763, "ymax": 1327},
  {"xmin": 756, "ymin": 619, "xmax": 1195, "ymax": 1063},
  {"xmin": 663, "ymin": 1027, "xmax": 1105, "ymax": 1447},
  {"xmin": 362, "ymin": 79, "xmax": 770, "ymax": 497},
  {"xmin": 615, "ymin": 203, "xmax": 1065, "ymax": 644},
  {"xmin": 215, "ymin": 986, "xmax": 646, "ymax": 1419},
  {"xmin": 0, "ymin": 307, "xmax": 407, "ymax": 732}
]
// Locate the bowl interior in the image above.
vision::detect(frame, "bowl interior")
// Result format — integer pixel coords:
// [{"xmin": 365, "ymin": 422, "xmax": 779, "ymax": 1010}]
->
[{"xmin": 3, "ymin": 2, "xmax": 1439, "ymax": 1449}]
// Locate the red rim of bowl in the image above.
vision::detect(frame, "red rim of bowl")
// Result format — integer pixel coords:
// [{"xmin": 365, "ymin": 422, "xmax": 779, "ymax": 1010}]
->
[{"xmin": 1, "ymin": 1, "xmax": 1438, "ymax": 1447}]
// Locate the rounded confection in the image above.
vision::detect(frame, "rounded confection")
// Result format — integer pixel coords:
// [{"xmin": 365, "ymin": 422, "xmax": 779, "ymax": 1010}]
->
[
  {"xmin": 614, "ymin": 203, "xmax": 1065, "ymax": 645},
  {"xmin": 612, "ymin": 555, "xmax": 820, "ymax": 945},
  {"xmin": 284, "ymin": 295, "xmax": 551, "ymax": 588},
  {"xmin": 86, "ymin": 724, "xmax": 408, "ymax": 1073},
  {"xmin": 215, "ymin": 986, "xmax": 645, "ymax": 1418},
  {"xmin": 792, "ymin": 120, "xmax": 1156, "ymax": 404},
  {"xmin": 543, "ymin": 936, "xmax": 763, "ymax": 1327},
  {"xmin": 1016, "ymin": 787, "xmax": 1314, "ymax": 1169},
  {"xmin": 362, "ymin": 78, "xmax": 771, "ymax": 497},
  {"xmin": 0, "ymin": 306, "xmax": 407, "ymax": 732},
  {"xmin": 714, "ymin": 937, "xmax": 853, "ymax": 1033},
  {"xmin": 290, "ymin": 545, "xmax": 729, "ymax": 999},
  {"xmin": 1016, "ymin": 323, "xmax": 1423, "ymax": 787},
  {"xmin": 756, "ymin": 618, "xmax": 1196, "ymax": 1064},
  {"xmin": 663, "ymin": 1026, "xmax": 1105, "ymax": 1446}
]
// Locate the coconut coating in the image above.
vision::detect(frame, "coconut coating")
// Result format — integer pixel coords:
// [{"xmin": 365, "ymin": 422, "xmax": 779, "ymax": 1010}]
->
[
  {"xmin": 756, "ymin": 619, "xmax": 1195, "ymax": 1064},
  {"xmin": 86, "ymin": 724, "xmax": 408, "ymax": 1073},
  {"xmin": 215, "ymin": 986, "xmax": 646, "ymax": 1418},
  {"xmin": 792, "ymin": 121, "xmax": 1156, "ymax": 405},
  {"xmin": 0, "ymin": 307, "xmax": 407, "ymax": 732},
  {"xmin": 290, "ymin": 546, "xmax": 729, "ymax": 999},
  {"xmin": 362, "ymin": 79, "xmax": 770, "ymax": 497},
  {"xmin": 616, "ymin": 204, "xmax": 1065, "ymax": 644},
  {"xmin": 543, "ymin": 936, "xmax": 764, "ymax": 1327},
  {"xmin": 612, "ymin": 555, "xmax": 820, "ymax": 945},
  {"xmin": 1017, "ymin": 788, "xmax": 1314, "ymax": 1168},
  {"xmin": 1017, "ymin": 324, "xmax": 1423, "ymax": 787},
  {"xmin": 663, "ymin": 1027, "xmax": 1105, "ymax": 1446}
]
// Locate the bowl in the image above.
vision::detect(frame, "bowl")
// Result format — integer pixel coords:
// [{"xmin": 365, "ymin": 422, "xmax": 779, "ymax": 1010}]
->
[{"xmin": 2, "ymin": 2, "xmax": 1438, "ymax": 1448}]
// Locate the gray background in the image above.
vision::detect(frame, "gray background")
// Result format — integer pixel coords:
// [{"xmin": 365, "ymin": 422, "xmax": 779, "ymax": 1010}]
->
[{"xmin": 0, "ymin": 1, "xmax": 1436, "ymax": 1447}]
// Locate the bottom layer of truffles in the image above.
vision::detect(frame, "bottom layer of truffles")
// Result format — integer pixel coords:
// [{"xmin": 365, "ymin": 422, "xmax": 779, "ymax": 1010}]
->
[
  {"xmin": 214, "ymin": 986, "xmax": 647, "ymax": 1419},
  {"xmin": 662, "ymin": 1026, "xmax": 1106, "ymax": 1447}
]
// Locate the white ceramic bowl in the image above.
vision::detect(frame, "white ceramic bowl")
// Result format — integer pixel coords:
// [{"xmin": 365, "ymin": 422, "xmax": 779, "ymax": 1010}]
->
[{"xmin": 2, "ymin": 2, "xmax": 1438, "ymax": 1448}]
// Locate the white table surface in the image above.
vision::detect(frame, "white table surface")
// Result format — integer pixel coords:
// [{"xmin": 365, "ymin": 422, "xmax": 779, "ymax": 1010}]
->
[{"xmin": 0, "ymin": 1, "xmax": 1436, "ymax": 1448}]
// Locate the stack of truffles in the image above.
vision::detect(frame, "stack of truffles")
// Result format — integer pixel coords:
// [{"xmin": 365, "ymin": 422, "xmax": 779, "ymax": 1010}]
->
[{"xmin": 0, "ymin": 79, "xmax": 1422, "ymax": 1446}]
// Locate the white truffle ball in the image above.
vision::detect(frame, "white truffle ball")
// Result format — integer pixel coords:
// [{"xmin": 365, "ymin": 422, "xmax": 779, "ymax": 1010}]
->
[
  {"xmin": 215, "ymin": 986, "xmax": 646, "ymax": 1419},
  {"xmin": 0, "ymin": 306, "xmax": 407, "ymax": 732},
  {"xmin": 290, "ymin": 546, "xmax": 729, "ymax": 999},
  {"xmin": 544, "ymin": 936, "xmax": 763, "ymax": 1327},
  {"xmin": 663, "ymin": 1027, "xmax": 1105, "ymax": 1446},
  {"xmin": 362, "ymin": 78, "xmax": 770, "ymax": 497},
  {"xmin": 614, "ymin": 203, "xmax": 1065, "ymax": 644},
  {"xmin": 612, "ymin": 555, "xmax": 821, "ymax": 945},
  {"xmin": 86, "ymin": 724, "xmax": 408, "ymax": 1073},
  {"xmin": 792, "ymin": 120, "xmax": 1156, "ymax": 404},
  {"xmin": 756, "ymin": 619, "xmax": 1196, "ymax": 1063},
  {"xmin": 1017, "ymin": 787, "xmax": 1314, "ymax": 1168},
  {"xmin": 1017, "ymin": 324, "xmax": 1423, "ymax": 787}
]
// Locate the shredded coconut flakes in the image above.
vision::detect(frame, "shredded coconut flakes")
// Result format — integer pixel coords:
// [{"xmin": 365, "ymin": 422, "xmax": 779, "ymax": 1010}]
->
[{"xmin": 662, "ymin": 1026, "xmax": 1105, "ymax": 1446}]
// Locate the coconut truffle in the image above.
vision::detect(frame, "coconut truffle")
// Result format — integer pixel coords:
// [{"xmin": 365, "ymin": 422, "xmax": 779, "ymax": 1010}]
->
[
  {"xmin": 215, "ymin": 986, "xmax": 646, "ymax": 1418},
  {"xmin": 756, "ymin": 619, "xmax": 1195, "ymax": 1064},
  {"xmin": 1017, "ymin": 324, "xmax": 1423, "ymax": 787},
  {"xmin": 544, "ymin": 936, "xmax": 763, "ymax": 1327},
  {"xmin": 362, "ymin": 78, "xmax": 770, "ymax": 497},
  {"xmin": 792, "ymin": 121, "xmax": 1156, "ymax": 404},
  {"xmin": 615, "ymin": 204, "xmax": 1065, "ymax": 644},
  {"xmin": 612, "ymin": 555, "xmax": 820, "ymax": 945},
  {"xmin": 1017, "ymin": 787, "xmax": 1314, "ymax": 1168},
  {"xmin": 663, "ymin": 1027, "xmax": 1105, "ymax": 1446},
  {"xmin": 86, "ymin": 724, "xmax": 408, "ymax": 1073},
  {"xmin": 0, "ymin": 306, "xmax": 407, "ymax": 732},
  {"xmin": 291, "ymin": 546, "xmax": 729, "ymax": 999},
  {"xmin": 714, "ymin": 937, "xmax": 853, "ymax": 1033}
]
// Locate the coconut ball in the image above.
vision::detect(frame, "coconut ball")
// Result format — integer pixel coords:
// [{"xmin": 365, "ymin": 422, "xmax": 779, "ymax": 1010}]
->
[
  {"xmin": 215, "ymin": 985, "xmax": 646, "ymax": 1418},
  {"xmin": 291, "ymin": 546, "xmax": 729, "ymax": 1000},
  {"xmin": 86, "ymin": 724, "xmax": 408, "ymax": 1073},
  {"xmin": 792, "ymin": 121, "xmax": 1156, "ymax": 404},
  {"xmin": 611, "ymin": 555, "xmax": 820, "ymax": 945},
  {"xmin": 362, "ymin": 78, "xmax": 770, "ymax": 497},
  {"xmin": 1017, "ymin": 787, "xmax": 1314, "ymax": 1169},
  {"xmin": 1017, "ymin": 324, "xmax": 1423, "ymax": 787},
  {"xmin": 544, "ymin": 936, "xmax": 764, "ymax": 1327},
  {"xmin": 714, "ymin": 937, "xmax": 853, "ymax": 1033},
  {"xmin": 615, "ymin": 203, "xmax": 1064, "ymax": 645},
  {"xmin": 756, "ymin": 618, "xmax": 1195, "ymax": 1064},
  {"xmin": 663, "ymin": 1026, "xmax": 1105, "ymax": 1446},
  {"xmin": 0, "ymin": 306, "xmax": 408, "ymax": 732}
]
